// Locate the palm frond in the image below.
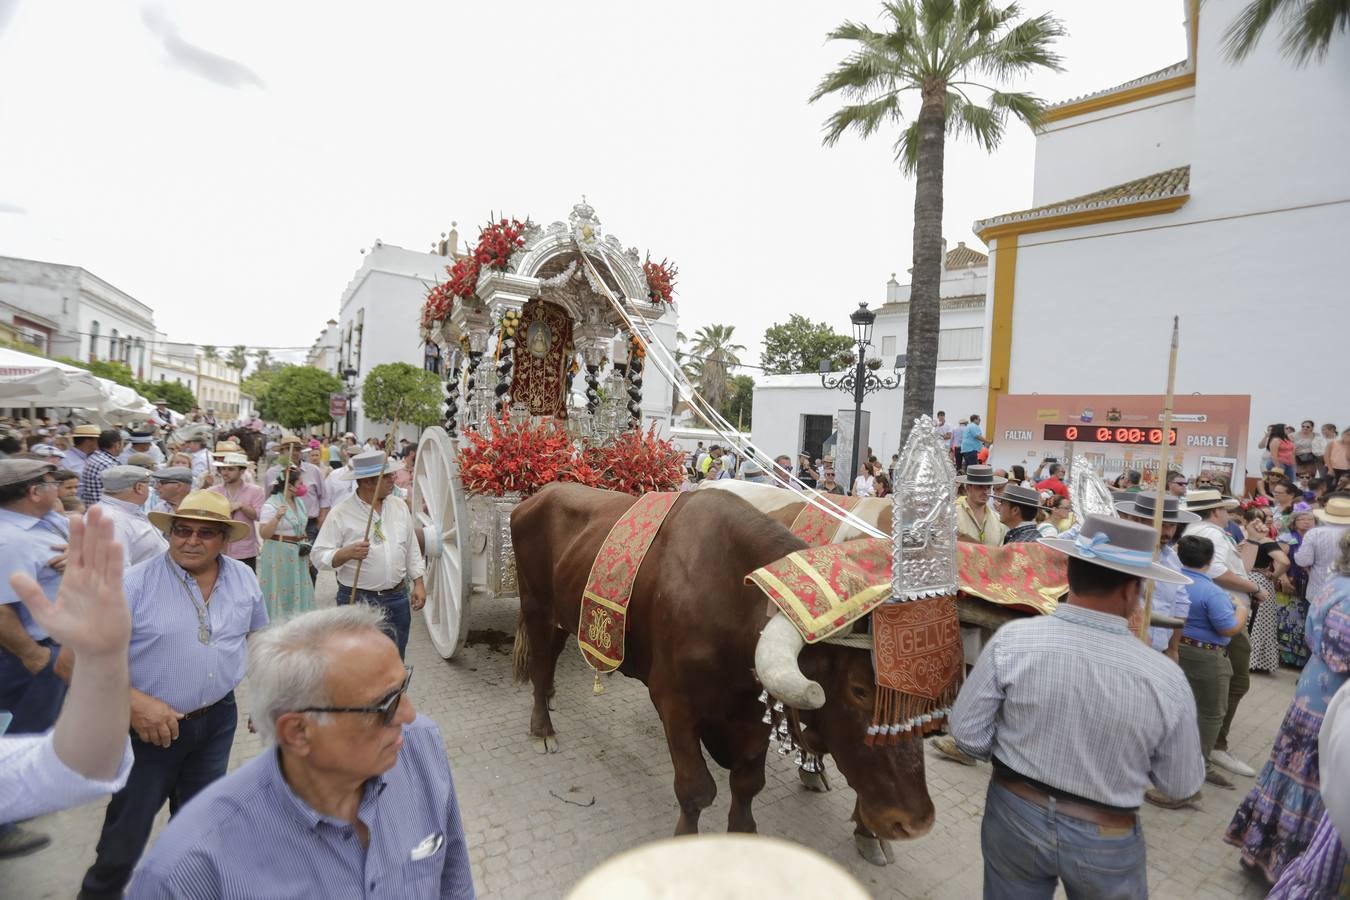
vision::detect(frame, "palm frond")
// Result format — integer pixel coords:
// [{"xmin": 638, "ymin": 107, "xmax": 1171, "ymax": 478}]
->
[
  {"xmin": 986, "ymin": 89, "xmax": 1047, "ymax": 128},
  {"xmin": 1223, "ymin": 0, "xmax": 1289, "ymax": 61},
  {"xmin": 1281, "ymin": 0, "xmax": 1350, "ymax": 63},
  {"xmin": 893, "ymin": 119, "xmax": 923, "ymax": 174},
  {"xmin": 972, "ymin": 11, "xmax": 1067, "ymax": 79},
  {"xmin": 821, "ymin": 92, "xmax": 905, "ymax": 146},
  {"xmin": 945, "ymin": 93, "xmax": 1003, "ymax": 152}
]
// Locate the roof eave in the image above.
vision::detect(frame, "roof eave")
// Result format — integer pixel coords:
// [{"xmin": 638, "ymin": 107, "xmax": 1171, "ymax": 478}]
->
[{"xmin": 974, "ymin": 192, "xmax": 1190, "ymax": 243}]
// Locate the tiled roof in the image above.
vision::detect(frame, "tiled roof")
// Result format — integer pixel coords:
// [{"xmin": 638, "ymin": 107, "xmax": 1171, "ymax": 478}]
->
[
  {"xmin": 973, "ymin": 165, "xmax": 1190, "ymax": 236},
  {"xmin": 1047, "ymin": 60, "xmax": 1191, "ymax": 111},
  {"xmin": 945, "ymin": 242, "xmax": 987, "ymax": 269}
]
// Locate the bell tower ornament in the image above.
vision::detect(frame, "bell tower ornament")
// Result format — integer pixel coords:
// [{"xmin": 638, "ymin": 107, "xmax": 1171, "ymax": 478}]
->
[
  {"xmin": 891, "ymin": 415, "xmax": 958, "ymax": 601},
  {"xmin": 570, "ymin": 197, "xmax": 602, "ymax": 251}
]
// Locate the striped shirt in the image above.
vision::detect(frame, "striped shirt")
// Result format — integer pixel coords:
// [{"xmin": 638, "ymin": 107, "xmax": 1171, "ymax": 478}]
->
[
  {"xmin": 0, "ymin": 507, "xmax": 69, "ymax": 640},
  {"xmin": 1296, "ymin": 523, "xmax": 1350, "ymax": 609},
  {"xmin": 126, "ymin": 553, "xmax": 268, "ymax": 712},
  {"xmin": 128, "ymin": 715, "xmax": 474, "ymax": 899},
  {"xmin": 1, "ymin": 732, "xmax": 133, "ymax": 824},
  {"xmin": 78, "ymin": 449, "xmax": 121, "ymax": 506},
  {"xmin": 950, "ymin": 603, "xmax": 1205, "ymax": 808}
]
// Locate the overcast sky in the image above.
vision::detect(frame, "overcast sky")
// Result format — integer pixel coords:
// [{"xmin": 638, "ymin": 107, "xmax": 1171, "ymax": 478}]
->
[{"xmin": 0, "ymin": 0, "xmax": 1187, "ymax": 367}]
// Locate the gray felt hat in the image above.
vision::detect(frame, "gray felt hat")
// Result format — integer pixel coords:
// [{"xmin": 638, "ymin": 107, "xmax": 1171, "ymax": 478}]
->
[
  {"xmin": 100, "ymin": 465, "xmax": 151, "ymax": 493},
  {"xmin": 151, "ymin": 466, "xmax": 194, "ymax": 485},
  {"xmin": 0, "ymin": 458, "xmax": 55, "ymax": 488}
]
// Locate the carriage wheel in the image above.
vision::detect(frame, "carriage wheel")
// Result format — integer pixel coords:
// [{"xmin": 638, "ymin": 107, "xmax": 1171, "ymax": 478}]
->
[{"xmin": 413, "ymin": 427, "xmax": 473, "ymax": 659}]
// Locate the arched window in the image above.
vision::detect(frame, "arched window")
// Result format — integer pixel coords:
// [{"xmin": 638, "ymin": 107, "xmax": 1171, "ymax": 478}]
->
[
  {"xmin": 89, "ymin": 321, "xmax": 100, "ymax": 361},
  {"xmin": 110, "ymin": 328, "xmax": 119, "ymax": 360}
]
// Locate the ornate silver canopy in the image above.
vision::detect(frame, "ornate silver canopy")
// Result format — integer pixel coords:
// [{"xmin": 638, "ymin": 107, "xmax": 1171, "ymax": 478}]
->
[{"xmin": 890, "ymin": 415, "xmax": 959, "ymax": 601}]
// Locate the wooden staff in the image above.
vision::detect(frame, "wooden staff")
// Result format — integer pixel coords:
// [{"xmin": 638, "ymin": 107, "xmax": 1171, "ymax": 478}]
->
[
  {"xmin": 1141, "ymin": 317, "xmax": 1180, "ymax": 641},
  {"xmin": 348, "ymin": 413, "xmax": 401, "ymax": 604}
]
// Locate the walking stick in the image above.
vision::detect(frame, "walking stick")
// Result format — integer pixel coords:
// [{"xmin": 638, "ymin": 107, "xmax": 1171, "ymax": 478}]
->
[
  {"xmin": 348, "ymin": 413, "xmax": 401, "ymax": 605},
  {"xmin": 1141, "ymin": 317, "xmax": 1180, "ymax": 642}
]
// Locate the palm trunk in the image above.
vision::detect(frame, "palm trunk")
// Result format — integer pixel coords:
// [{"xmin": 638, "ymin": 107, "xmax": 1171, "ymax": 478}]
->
[{"xmin": 900, "ymin": 88, "xmax": 947, "ymax": 450}]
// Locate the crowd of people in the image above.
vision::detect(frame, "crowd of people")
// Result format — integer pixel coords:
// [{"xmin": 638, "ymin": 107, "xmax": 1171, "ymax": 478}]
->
[{"xmin": 0, "ymin": 410, "xmax": 461, "ymax": 897}]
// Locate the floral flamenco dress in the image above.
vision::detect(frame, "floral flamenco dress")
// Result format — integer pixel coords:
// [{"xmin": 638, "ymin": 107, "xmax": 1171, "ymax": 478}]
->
[
  {"xmin": 258, "ymin": 494, "xmax": 315, "ymax": 622},
  {"xmin": 1225, "ymin": 574, "xmax": 1350, "ymax": 883}
]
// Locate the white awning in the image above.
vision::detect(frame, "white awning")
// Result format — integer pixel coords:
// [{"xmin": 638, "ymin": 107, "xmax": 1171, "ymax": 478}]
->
[{"xmin": 0, "ymin": 348, "xmax": 156, "ymax": 425}]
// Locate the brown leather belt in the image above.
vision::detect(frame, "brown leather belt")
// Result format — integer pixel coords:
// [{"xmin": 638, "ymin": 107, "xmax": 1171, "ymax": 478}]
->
[
  {"xmin": 993, "ymin": 774, "xmax": 1137, "ymax": 832},
  {"xmin": 267, "ymin": 534, "xmax": 306, "ymax": 543},
  {"xmin": 1180, "ymin": 636, "xmax": 1224, "ymax": 651},
  {"xmin": 179, "ymin": 692, "xmax": 234, "ymax": 722}
]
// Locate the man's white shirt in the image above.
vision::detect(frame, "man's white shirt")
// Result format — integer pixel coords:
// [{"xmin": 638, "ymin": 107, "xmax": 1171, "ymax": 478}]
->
[
  {"xmin": 312, "ymin": 493, "xmax": 425, "ymax": 590},
  {"xmin": 95, "ymin": 496, "xmax": 169, "ymax": 567}
]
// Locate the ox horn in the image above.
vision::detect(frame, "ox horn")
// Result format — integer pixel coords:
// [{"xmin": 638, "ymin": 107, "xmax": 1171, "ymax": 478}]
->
[{"xmin": 754, "ymin": 614, "xmax": 825, "ymax": 710}]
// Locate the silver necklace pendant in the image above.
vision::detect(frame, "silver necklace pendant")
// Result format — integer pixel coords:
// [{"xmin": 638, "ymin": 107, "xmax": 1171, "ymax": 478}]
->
[{"xmin": 198, "ymin": 622, "xmax": 210, "ymax": 645}]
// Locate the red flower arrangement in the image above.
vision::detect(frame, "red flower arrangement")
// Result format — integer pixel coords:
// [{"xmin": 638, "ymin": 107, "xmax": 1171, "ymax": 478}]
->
[
  {"xmin": 420, "ymin": 216, "xmax": 531, "ymax": 332},
  {"xmin": 591, "ymin": 425, "xmax": 685, "ymax": 495},
  {"xmin": 421, "ymin": 281, "xmax": 455, "ymax": 331},
  {"xmin": 474, "ymin": 217, "xmax": 529, "ymax": 270},
  {"xmin": 445, "ymin": 255, "xmax": 481, "ymax": 300},
  {"xmin": 643, "ymin": 257, "xmax": 678, "ymax": 306},
  {"xmin": 458, "ymin": 413, "xmax": 596, "ymax": 497}
]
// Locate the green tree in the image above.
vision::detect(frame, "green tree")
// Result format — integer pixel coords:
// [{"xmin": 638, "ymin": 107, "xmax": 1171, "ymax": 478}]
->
[
  {"xmin": 687, "ymin": 324, "xmax": 744, "ymax": 411},
  {"xmin": 1225, "ymin": 0, "xmax": 1350, "ymax": 64},
  {"xmin": 361, "ymin": 362, "xmax": 443, "ymax": 428},
  {"xmin": 760, "ymin": 315, "xmax": 855, "ymax": 375},
  {"xmin": 140, "ymin": 379, "xmax": 196, "ymax": 413},
  {"xmin": 201, "ymin": 345, "xmax": 219, "ymax": 361},
  {"xmin": 811, "ymin": 0, "xmax": 1063, "ymax": 445},
  {"xmin": 226, "ymin": 345, "xmax": 248, "ymax": 371},
  {"xmin": 721, "ymin": 374, "xmax": 755, "ymax": 429},
  {"xmin": 251, "ymin": 348, "xmax": 274, "ymax": 372},
  {"xmin": 257, "ymin": 366, "xmax": 343, "ymax": 430}
]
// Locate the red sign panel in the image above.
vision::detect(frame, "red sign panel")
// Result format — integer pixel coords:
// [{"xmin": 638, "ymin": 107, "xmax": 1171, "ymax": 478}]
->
[{"xmin": 329, "ymin": 393, "xmax": 348, "ymax": 418}]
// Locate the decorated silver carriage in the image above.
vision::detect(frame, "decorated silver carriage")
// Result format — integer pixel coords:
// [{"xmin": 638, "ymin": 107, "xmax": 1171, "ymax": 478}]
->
[{"xmin": 411, "ymin": 201, "xmax": 678, "ymax": 658}]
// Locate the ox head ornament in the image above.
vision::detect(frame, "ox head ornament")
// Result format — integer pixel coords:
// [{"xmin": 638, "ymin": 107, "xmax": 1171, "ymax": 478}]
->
[{"xmin": 891, "ymin": 415, "xmax": 958, "ymax": 601}]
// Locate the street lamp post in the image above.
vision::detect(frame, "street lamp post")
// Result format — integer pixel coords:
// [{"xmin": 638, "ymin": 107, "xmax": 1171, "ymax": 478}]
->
[
  {"xmin": 342, "ymin": 366, "xmax": 359, "ymax": 437},
  {"xmin": 818, "ymin": 302, "xmax": 905, "ymax": 490}
]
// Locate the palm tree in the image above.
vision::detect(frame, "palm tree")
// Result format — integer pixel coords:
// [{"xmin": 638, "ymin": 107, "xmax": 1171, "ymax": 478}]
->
[
  {"xmin": 226, "ymin": 344, "xmax": 248, "ymax": 371},
  {"xmin": 1225, "ymin": 0, "xmax": 1349, "ymax": 65},
  {"xmin": 689, "ymin": 324, "xmax": 744, "ymax": 411},
  {"xmin": 201, "ymin": 345, "xmax": 219, "ymax": 360},
  {"xmin": 811, "ymin": 1, "xmax": 1063, "ymax": 446},
  {"xmin": 251, "ymin": 348, "xmax": 273, "ymax": 372}
]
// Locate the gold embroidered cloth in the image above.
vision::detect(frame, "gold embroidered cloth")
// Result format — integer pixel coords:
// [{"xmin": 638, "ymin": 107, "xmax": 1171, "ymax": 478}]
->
[
  {"xmin": 788, "ymin": 495, "xmax": 862, "ymax": 547},
  {"xmin": 511, "ymin": 300, "xmax": 572, "ymax": 418},
  {"xmin": 577, "ymin": 492, "xmax": 681, "ymax": 673},
  {"xmin": 746, "ymin": 539, "xmax": 1065, "ymax": 643}
]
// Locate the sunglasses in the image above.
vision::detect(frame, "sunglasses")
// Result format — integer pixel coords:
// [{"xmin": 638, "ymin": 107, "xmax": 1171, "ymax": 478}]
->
[
  {"xmin": 171, "ymin": 524, "xmax": 226, "ymax": 541},
  {"xmin": 299, "ymin": 666, "xmax": 413, "ymax": 727}
]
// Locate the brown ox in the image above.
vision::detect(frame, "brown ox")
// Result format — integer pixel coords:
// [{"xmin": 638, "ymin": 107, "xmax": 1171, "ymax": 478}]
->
[{"xmin": 511, "ymin": 482, "xmax": 935, "ymax": 864}]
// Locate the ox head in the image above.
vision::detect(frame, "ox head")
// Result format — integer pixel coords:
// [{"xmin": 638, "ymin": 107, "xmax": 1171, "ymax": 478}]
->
[{"xmin": 754, "ymin": 614, "xmax": 935, "ymax": 841}]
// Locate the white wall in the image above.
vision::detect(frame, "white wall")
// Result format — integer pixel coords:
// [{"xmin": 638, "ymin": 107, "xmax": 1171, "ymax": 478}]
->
[{"xmin": 1033, "ymin": 91, "xmax": 1194, "ymax": 204}]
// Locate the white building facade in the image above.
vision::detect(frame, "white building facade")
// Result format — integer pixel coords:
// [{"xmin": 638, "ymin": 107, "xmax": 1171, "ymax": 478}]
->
[
  {"xmin": 305, "ymin": 318, "xmax": 341, "ymax": 375},
  {"xmin": 751, "ymin": 241, "xmax": 990, "ymax": 466},
  {"xmin": 0, "ymin": 256, "xmax": 156, "ymax": 377},
  {"xmin": 149, "ymin": 337, "xmax": 243, "ymax": 419},
  {"xmin": 974, "ymin": 0, "xmax": 1349, "ymax": 478}
]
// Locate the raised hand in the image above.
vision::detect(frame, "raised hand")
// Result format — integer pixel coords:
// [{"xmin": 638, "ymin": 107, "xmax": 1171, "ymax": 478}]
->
[{"xmin": 10, "ymin": 506, "xmax": 130, "ymax": 659}]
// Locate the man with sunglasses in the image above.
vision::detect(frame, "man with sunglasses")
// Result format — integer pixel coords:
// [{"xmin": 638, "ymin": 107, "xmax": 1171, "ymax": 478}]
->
[
  {"xmin": 79, "ymin": 490, "xmax": 268, "ymax": 899},
  {"xmin": 0, "ymin": 459, "xmax": 74, "ymax": 858},
  {"xmin": 129, "ymin": 605, "xmax": 473, "ymax": 899}
]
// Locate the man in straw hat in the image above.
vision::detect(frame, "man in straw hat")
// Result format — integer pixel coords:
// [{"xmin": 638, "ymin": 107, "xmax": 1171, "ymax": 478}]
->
[
  {"xmin": 954, "ymin": 464, "xmax": 1008, "ymax": 547},
  {"xmin": 62, "ymin": 423, "xmax": 101, "ymax": 478},
  {"xmin": 994, "ymin": 484, "xmax": 1049, "ymax": 544},
  {"xmin": 313, "ymin": 451, "xmax": 425, "ymax": 660},
  {"xmin": 1182, "ymin": 488, "xmax": 1266, "ymax": 781},
  {"xmin": 1295, "ymin": 493, "xmax": 1350, "ymax": 613},
  {"xmin": 948, "ymin": 515, "xmax": 1204, "ymax": 898},
  {"xmin": 1116, "ymin": 491, "xmax": 1200, "ymax": 660},
  {"xmin": 78, "ymin": 429, "xmax": 126, "ymax": 508},
  {"xmin": 266, "ymin": 434, "xmax": 331, "ymax": 582},
  {"xmin": 0, "ymin": 458, "xmax": 73, "ymax": 858},
  {"xmin": 92, "ymin": 466, "xmax": 168, "ymax": 568},
  {"xmin": 119, "ymin": 427, "xmax": 163, "ymax": 469},
  {"xmin": 79, "ymin": 490, "xmax": 267, "ymax": 898}
]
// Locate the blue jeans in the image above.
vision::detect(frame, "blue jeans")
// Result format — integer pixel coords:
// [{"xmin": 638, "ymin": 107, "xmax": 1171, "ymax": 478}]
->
[
  {"xmin": 338, "ymin": 585, "xmax": 410, "ymax": 659},
  {"xmin": 80, "ymin": 693, "xmax": 238, "ymax": 897},
  {"xmin": 980, "ymin": 780, "xmax": 1147, "ymax": 900},
  {"xmin": 0, "ymin": 639, "xmax": 66, "ymax": 734},
  {"xmin": 963, "ymin": 449, "xmax": 982, "ymax": 469}
]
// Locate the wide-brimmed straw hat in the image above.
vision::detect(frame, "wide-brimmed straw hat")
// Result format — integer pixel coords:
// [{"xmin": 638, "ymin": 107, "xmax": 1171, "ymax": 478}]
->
[
  {"xmin": 1183, "ymin": 488, "xmax": 1239, "ymax": 512},
  {"xmin": 954, "ymin": 464, "xmax": 1007, "ymax": 487},
  {"xmin": 1039, "ymin": 514, "xmax": 1192, "ymax": 585},
  {"xmin": 275, "ymin": 433, "xmax": 304, "ymax": 448},
  {"xmin": 1316, "ymin": 497, "xmax": 1350, "ymax": 525},
  {"xmin": 997, "ymin": 484, "xmax": 1048, "ymax": 510},
  {"xmin": 71, "ymin": 424, "xmax": 101, "ymax": 438},
  {"xmin": 148, "ymin": 490, "xmax": 251, "ymax": 542},
  {"xmin": 340, "ymin": 450, "xmax": 400, "ymax": 481},
  {"xmin": 211, "ymin": 440, "xmax": 241, "ymax": 459},
  {"xmin": 1115, "ymin": 491, "xmax": 1200, "ymax": 524},
  {"xmin": 216, "ymin": 452, "xmax": 249, "ymax": 469}
]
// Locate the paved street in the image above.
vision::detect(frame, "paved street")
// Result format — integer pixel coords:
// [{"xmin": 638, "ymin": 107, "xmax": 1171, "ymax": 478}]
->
[{"xmin": 4, "ymin": 572, "xmax": 1292, "ymax": 898}]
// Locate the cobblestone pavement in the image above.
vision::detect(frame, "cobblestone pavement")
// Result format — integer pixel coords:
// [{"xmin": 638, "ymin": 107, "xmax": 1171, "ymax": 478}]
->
[{"xmin": 4, "ymin": 572, "xmax": 1292, "ymax": 898}]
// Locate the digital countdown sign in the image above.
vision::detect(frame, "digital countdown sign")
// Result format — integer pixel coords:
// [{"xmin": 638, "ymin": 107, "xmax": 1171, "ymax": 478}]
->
[{"xmin": 1043, "ymin": 423, "xmax": 1178, "ymax": 446}]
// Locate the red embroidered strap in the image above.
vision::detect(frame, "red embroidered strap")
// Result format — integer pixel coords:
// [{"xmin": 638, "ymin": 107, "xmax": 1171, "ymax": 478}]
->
[
  {"xmin": 788, "ymin": 495, "xmax": 862, "ymax": 547},
  {"xmin": 577, "ymin": 492, "xmax": 681, "ymax": 673}
]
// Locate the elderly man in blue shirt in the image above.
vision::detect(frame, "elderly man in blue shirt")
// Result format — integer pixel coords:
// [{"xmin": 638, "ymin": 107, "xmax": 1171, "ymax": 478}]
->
[
  {"xmin": 129, "ymin": 605, "xmax": 474, "ymax": 899},
  {"xmin": 79, "ymin": 490, "xmax": 268, "ymax": 899},
  {"xmin": 0, "ymin": 458, "xmax": 74, "ymax": 858}
]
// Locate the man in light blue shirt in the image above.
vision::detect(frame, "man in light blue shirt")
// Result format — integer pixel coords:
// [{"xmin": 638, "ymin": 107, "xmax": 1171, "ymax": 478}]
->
[
  {"xmin": 0, "ymin": 458, "xmax": 73, "ymax": 858},
  {"xmin": 1114, "ymin": 491, "xmax": 1199, "ymax": 658},
  {"xmin": 80, "ymin": 490, "xmax": 267, "ymax": 899},
  {"xmin": 62, "ymin": 424, "xmax": 101, "ymax": 477},
  {"xmin": 129, "ymin": 606, "xmax": 474, "ymax": 899},
  {"xmin": 960, "ymin": 413, "xmax": 987, "ymax": 469}
]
